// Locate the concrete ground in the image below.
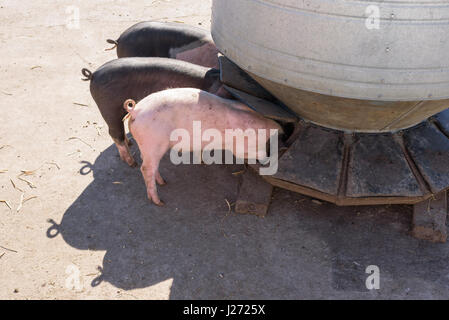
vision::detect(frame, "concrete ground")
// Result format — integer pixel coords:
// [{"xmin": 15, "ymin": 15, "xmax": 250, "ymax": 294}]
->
[{"xmin": 1, "ymin": 0, "xmax": 449, "ymax": 300}]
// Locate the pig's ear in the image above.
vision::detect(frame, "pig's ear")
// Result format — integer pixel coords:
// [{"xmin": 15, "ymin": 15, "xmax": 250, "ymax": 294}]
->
[{"xmin": 124, "ymin": 99, "xmax": 136, "ymax": 112}]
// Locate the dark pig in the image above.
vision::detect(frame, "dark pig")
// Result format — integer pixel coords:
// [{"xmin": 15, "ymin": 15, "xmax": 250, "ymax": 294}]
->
[
  {"xmin": 81, "ymin": 57, "xmax": 229, "ymax": 167},
  {"xmin": 106, "ymin": 21, "xmax": 219, "ymax": 68}
]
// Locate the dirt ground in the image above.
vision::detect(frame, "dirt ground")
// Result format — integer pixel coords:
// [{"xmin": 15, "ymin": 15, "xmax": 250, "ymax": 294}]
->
[{"xmin": 1, "ymin": 0, "xmax": 449, "ymax": 300}]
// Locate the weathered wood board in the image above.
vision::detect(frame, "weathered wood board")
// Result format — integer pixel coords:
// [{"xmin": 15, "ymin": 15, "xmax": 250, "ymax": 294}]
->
[
  {"xmin": 346, "ymin": 133, "xmax": 422, "ymax": 197},
  {"xmin": 235, "ymin": 169, "xmax": 273, "ymax": 217},
  {"xmin": 403, "ymin": 122, "xmax": 449, "ymax": 193},
  {"xmin": 273, "ymin": 124, "xmax": 344, "ymax": 196}
]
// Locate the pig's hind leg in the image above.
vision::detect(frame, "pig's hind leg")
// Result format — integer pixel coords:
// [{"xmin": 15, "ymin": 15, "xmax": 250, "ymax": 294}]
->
[
  {"xmin": 139, "ymin": 142, "xmax": 169, "ymax": 206},
  {"xmin": 108, "ymin": 116, "xmax": 137, "ymax": 167},
  {"xmin": 112, "ymin": 136, "xmax": 136, "ymax": 168},
  {"xmin": 155, "ymin": 170, "xmax": 166, "ymax": 186},
  {"xmin": 124, "ymin": 134, "xmax": 133, "ymax": 147}
]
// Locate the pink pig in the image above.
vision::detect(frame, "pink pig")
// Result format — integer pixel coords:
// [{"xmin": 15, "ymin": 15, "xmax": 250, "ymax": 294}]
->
[{"xmin": 124, "ymin": 88, "xmax": 282, "ymax": 206}]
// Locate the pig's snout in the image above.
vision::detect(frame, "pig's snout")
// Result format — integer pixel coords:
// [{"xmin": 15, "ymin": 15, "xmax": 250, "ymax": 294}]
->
[{"xmin": 124, "ymin": 99, "xmax": 136, "ymax": 113}]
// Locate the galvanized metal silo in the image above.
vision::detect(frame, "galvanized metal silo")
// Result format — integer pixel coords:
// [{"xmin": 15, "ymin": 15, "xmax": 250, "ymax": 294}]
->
[{"xmin": 212, "ymin": 0, "xmax": 449, "ymax": 131}]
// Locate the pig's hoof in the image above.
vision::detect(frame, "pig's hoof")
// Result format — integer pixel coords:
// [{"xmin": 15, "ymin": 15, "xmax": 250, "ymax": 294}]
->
[
  {"xmin": 158, "ymin": 180, "xmax": 167, "ymax": 186},
  {"xmin": 126, "ymin": 159, "xmax": 137, "ymax": 168},
  {"xmin": 154, "ymin": 200, "xmax": 165, "ymax": 207}
]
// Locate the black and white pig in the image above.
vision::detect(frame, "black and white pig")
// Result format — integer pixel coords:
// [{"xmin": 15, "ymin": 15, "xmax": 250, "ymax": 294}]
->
[
  {"xmin": 106, "ymin": 21, "xmax": 219, "ymax": 68},
  {"xmin": 81, "ymin": 57, "xmax": 230, "ymax": 167}
]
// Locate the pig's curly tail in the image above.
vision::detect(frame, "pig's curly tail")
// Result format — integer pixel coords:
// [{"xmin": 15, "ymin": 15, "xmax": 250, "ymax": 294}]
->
[
  {"xmin": 105, "ymin": 39, "xmax": 118, "ymax": 51},
  {"xmin": 81, "ymin": 68, "xmax": 93, "ymax": 81},
  {"xmin": 124, "ymin": 99, "xmax": 136, "ymax": 112},
  {"xmin": 123, "ymin": 99, "xmax": 136, "ymax": 122}
]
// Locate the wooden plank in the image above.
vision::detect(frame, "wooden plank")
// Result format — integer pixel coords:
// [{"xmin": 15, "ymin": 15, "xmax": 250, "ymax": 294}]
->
[
  {"xmin": 218, "ymin": 55, "xmax": 275, "ymax": 101},
  {"xmin": 403, "ymin": 122, "xmax": 449, "ymax": 193},
  {"xmin": 412, "ymin": 191, "xmax": 447, "ymax": 243},
  {"xmin": 235, "ymin": 169, "xmax": 273, "ymax": 217},
  {"xmin": 346, "ymin": 133, "xmax": 423, "ymax": 197},
  {"xmin": 262, "ymin": 175, "xmax": 430, "ymax": 206},
  {"xmin": 273, "ymin": 125, "xmax": 344, "ymax": 195},
  {"xmin": 224, "ymin": 86, "xmax": 297, "ymax": 123}
]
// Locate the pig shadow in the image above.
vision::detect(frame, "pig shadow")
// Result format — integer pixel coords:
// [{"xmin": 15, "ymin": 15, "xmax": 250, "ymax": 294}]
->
[{"xmin": 49, "ymin": 142, "xmax": 449, "ymax": 299}]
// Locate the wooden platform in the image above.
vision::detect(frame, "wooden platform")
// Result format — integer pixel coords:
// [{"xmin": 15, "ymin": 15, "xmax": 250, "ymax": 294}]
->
[{"xmin": 267, "ymin": 114, "xmax": 449, "ymax": 206}]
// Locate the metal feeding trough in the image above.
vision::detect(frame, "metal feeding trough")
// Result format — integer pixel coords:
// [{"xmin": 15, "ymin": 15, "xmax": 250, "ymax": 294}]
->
[{"xmin": 211, "ymin": 0, "xmax": 449, "ymax": 242}]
